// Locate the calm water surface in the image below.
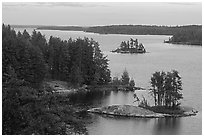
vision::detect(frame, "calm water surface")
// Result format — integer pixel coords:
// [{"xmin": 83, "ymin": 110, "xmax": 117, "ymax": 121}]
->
[{"xmin": 14, "ymin": 28, "xmax": 202, "ymax": 135}]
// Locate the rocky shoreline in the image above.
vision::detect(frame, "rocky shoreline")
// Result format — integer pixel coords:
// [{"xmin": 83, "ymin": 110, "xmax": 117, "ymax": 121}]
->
[{"xmin": 87, "ymin": 105, "xmax": 198, "ymax": 118}]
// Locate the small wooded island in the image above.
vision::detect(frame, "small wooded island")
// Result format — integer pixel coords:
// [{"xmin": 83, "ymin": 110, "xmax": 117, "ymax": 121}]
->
[{"xmin": 111, "ymin": 38, "xmax": 146, "ymax": 54}]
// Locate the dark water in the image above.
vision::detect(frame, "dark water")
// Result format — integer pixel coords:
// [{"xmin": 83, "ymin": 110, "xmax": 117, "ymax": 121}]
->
[{"xmin": 14, "ymin": 28, "xmax": 202, "ymax": 134}]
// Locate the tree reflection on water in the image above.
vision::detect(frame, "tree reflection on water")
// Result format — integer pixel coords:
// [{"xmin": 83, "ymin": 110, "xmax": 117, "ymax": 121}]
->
[{"xmin": 153, "ymin": 117, "xmax": 181, "ymax": 135}]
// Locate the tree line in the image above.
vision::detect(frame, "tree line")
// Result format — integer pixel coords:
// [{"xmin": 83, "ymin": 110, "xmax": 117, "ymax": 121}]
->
[
  {"xmin": 37, "ymin": 24, "xmax": 202, "ymax": 46},
  {"xmin": 3, "ymin": 24, "xmax": 111, "ymax": 87},
  {"xmin": 37, "ymin": 24, "xmax": 201, "ymax": 36},
  {"xmin": 87, "ymin": 25, "xmax": 202, "ymax": 46}
]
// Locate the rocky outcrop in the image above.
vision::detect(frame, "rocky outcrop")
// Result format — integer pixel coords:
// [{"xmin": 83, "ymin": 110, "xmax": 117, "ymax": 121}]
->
[
  {"xmin": 88, "ymin": 105, "xmax": 169, "ymax": 118},
  {"xmin": 87, "ymin": 105, "xmax": 198, "ymax": 118},
  {"xmin": 46, "ymin": 81, "xmax": 88, "ymax": 94}
]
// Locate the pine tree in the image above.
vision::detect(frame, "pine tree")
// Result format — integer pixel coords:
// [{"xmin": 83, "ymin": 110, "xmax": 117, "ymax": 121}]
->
[
  {"xmin": 121, "ymin": 69, "xmax": 130, "ymax": 85},
  {"xmin": 69, "ymin": 64, "xmax": 84, "ymax": 86},
  {"xmin": 128, "ymin": 78, "xmax": 135, "ymax": 91},
  {"xmin": 92, "ymin": 40, "xmax": 111, "ymax": 85}
]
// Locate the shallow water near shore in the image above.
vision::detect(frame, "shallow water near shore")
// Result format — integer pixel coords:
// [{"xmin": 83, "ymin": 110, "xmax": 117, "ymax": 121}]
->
[{"xmin": 14, "ymin": 28, "xmax": 202, "ymax": 135}]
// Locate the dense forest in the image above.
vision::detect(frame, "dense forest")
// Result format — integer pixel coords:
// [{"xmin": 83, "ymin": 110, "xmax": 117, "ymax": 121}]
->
[
  {"xmin": 36, "ymin": 25, "xmax": 202, "ymax": 45},
  {"xmin": 2, "ymin": 24, "xmax": 111, "ymax": 134},
  {"xmin": 3, "ymin": 24, "xmax": 111, "ymax": 86}
]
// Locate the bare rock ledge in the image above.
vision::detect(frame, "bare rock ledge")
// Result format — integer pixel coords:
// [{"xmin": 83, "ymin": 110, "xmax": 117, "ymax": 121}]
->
[{"xmin": 87, "ymin": 105, "xmax": 197, "ymax": 118}]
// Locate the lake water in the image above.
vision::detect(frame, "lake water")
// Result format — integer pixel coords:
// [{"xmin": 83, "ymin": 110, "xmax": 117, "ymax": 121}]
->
[{"xmin": 14, "ymin": 28, "xmax": 202, "ymax": 135}]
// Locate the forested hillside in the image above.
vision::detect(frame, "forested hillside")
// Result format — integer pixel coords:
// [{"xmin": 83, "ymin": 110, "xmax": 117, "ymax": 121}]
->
[{"xmin": 2, "ymin": 24, "xmax": 110, "ymax": 134}]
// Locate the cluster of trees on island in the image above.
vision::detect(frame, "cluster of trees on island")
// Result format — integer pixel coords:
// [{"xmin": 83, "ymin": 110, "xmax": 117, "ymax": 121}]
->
[
  {"xmin": 150, "ymin": 70, "xmax": 183, "ymax": 108},
  {"xmin": 111, "ymin": 69, "xmax": 136, "ymax": 91},
  {"xmin": 136, "ymin": 70, "xmax": 184, "ymax": 114},
  {"xmin": 112, "ymin": 38, "xmax": 146, "ymax": 53}
]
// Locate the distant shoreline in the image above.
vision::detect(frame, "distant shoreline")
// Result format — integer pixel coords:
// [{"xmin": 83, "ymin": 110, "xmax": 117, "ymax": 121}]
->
[
  {"xmin": 11, "ymin": 24, "xmax": 202, "ymax": 46},
  {"xmin": 164, "ymin": 40, "xmax": 202, "ymax": 46},
  {"xmin": 11, "ymin": 24, "xmax": 201, "ymax": 35}
]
